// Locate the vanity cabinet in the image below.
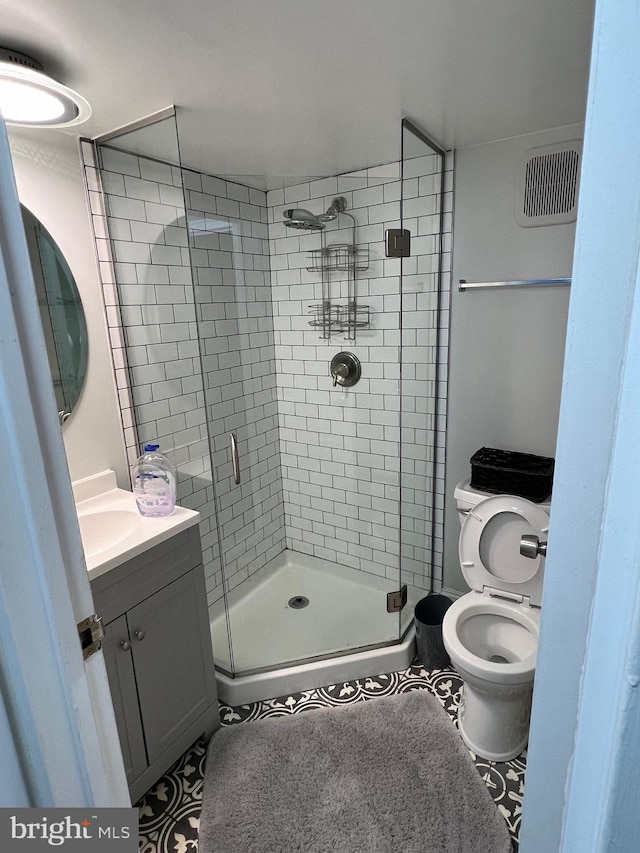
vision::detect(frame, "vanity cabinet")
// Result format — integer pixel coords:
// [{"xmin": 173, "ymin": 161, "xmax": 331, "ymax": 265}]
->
[{"xmin": 91, "ymin": 524, "xmax": 219, "ymax": 804}]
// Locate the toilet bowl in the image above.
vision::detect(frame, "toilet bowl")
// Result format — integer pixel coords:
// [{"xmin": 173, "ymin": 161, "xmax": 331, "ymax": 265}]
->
[{"xmin": 442, "ymin": 479, "xmax": 550, "ymax": 762}]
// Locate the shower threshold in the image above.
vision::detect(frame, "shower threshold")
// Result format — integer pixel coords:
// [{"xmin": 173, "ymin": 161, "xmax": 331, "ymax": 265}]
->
[{"xmin": 210, "ymin": 550, "xmax": 423, "ymax": 706}]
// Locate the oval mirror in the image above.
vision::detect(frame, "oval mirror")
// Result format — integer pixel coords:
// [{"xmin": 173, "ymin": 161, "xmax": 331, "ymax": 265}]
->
[{"xmin": 21, "ymin": 205, "xmax": 88, "ymax": 422}]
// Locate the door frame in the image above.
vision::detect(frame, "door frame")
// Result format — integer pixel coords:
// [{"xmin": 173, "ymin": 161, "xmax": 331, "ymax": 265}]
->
[{"xmin": 521, "ymin": 0, "xmax": 640, "ymax": 848}]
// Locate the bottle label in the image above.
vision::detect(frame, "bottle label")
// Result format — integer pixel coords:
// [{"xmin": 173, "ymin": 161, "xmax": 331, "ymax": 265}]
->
[
  {"xmin": 136, "ymin": 494, "xmax": 170, "ymax": 508},
  {"xmin": 134, "ymin": 474, "xmax": 171, "ymax": 507}
]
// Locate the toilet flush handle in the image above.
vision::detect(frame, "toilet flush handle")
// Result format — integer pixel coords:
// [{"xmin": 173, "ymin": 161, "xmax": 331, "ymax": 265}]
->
[{"xmin": 520, "ymin": 534, "xmax": 547, "ymax": 559}]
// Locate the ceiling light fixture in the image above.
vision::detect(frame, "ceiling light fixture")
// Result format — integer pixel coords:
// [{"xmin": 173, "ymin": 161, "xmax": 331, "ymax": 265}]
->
[{"xmin": 0, "ymin": 48, "xmax": 91, "ymax": 128}]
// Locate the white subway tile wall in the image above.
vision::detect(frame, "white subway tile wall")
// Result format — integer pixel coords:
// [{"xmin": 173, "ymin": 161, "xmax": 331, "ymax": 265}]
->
[
  {"xmin": 88, "ymin": 141, "xmax": 451, "ymax": 613},
  {"xmin": 266, "ymin": 152, "xmax": 452, "ymax": 592},
  {"xmin": 80, "ymin": 140, "xmax": 138, "ymax": 471}
]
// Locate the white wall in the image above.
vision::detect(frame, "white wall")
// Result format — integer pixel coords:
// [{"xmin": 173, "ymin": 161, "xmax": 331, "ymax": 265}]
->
[
  {"xmin": 8, "ymin": 129, "xmax": 128, "ymax": 486},
  {"xmin": 443, "ymin": 125, "xmax": 581, "ymax": 593}
]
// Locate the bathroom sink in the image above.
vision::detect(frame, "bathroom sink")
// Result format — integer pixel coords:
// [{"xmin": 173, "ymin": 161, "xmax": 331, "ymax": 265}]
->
[
  {"xmin": 78, "ymin": 509, "xmax": 141, "ymax": 557},
  {"xmin": 73, "ymin": 470, "xmax": 200, "ymax": 579}
]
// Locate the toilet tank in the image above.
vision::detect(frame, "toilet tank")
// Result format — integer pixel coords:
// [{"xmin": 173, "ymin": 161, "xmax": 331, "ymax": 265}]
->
[{"xmin": 454, "ymin": 478, "xmax": 552, "ymax": 527}]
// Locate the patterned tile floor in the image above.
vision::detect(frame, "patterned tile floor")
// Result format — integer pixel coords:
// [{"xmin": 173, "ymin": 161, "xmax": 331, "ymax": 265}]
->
[{"xmin": 138, "ymin": 661, "xmax": 524, "ymax": 852}]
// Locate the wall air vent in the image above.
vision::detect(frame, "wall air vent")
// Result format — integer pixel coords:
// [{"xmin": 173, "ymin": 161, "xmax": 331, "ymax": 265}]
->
[{"xmin": 515, "ymin": 140, "xmax": 582, "ymax": 228}]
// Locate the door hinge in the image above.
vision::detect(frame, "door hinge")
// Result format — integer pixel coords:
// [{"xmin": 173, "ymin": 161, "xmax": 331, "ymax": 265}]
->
[
  {"xmin": 77, "ymin": 613, "xmax": 104, "ymax": 660},
  {"xmin": 387, "ymin": 584, "xmax": 408, "ymax": 613},
  {"xmin": 385, "ymin": 228, "xmax": 411, "ymax": 258}
]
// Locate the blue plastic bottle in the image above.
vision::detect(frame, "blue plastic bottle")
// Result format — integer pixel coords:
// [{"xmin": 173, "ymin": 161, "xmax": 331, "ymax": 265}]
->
[{"xmin": 132, "ymin": 444, "xmax": 176, "ymax": 517}]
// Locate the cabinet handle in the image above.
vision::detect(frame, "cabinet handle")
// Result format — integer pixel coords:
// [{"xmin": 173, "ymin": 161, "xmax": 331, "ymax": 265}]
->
[
  {"xmin": 120, "ymin": 640, "xmax": 131, "ymax": 651},
  {"xmin": 134, "ymin": 630, "xmax": 146, "ymax": 641},
  {"xmin": 230, "ymin": 432, "xmax": 241, "ymax": 485}
]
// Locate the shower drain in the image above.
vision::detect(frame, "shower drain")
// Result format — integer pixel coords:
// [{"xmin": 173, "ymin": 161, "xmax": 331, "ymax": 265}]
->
[{"xmin": 288, "ymin": 595, "xmax": 309, "ymax": 609}]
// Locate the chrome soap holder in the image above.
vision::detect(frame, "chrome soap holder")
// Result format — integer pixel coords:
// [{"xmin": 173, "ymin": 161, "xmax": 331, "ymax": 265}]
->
[
  {"xmin": 307, "ymin": 244, "xmax": 369, "ymax": 273},
  {"xmin": 308, "ymin": 302, "xmax": 370, "ymax": 334}
]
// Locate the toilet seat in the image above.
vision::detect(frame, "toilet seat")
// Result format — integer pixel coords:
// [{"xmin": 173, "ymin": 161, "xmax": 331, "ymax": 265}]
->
[{"xmin": 459, "ymin": 494, "xmax": 549, "ymax": 607}]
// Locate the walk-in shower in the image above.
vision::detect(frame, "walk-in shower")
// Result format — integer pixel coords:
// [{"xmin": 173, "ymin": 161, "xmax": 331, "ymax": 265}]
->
[{"xmin": 84, "ymin": 112, "xmax": 451, "ymax": 705}]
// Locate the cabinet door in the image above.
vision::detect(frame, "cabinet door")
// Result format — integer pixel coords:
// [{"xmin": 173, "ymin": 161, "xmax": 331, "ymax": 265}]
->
[
  {"xmin": 128, "ymin": 568, "xmax": 217, "ymax": 765},
  {"xmin": 101, "ymin": 615, "xmax": 148, "ymax": 786}
]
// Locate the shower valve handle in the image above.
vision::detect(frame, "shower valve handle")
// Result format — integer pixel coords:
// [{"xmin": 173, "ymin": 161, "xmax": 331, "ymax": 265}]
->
[{"xmin": 332, "ymin": 363, "xmax": 349, "ymax": 386}]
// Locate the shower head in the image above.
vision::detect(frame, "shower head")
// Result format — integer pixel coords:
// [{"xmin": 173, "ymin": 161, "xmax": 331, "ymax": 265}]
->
[
  {"xmin": 283, "ymin": 198, "xmax": 349, "ymax": 230},
  {"xmin": 283, "ymin": 208, "xmax": 325, "ymax": 230}
]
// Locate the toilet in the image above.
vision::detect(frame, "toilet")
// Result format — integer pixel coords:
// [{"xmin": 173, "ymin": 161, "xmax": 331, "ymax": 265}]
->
[{"xmin": 442, "ymin": 478, "xmax": 550, "ymax": 762}]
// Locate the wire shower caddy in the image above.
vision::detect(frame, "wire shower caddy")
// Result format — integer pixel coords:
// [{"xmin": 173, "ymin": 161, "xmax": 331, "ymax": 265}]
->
[{"xmin": 306, "ymin": 222, "xmax": 370, "ymax": 341}]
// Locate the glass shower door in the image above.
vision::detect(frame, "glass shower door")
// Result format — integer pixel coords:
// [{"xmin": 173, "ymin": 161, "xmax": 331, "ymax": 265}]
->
[
  {"xmin": 92, "ymin": 111, "xmax": 232, "ymax": 672},
  {"xmin": 182, "ymin": 172, "xmax": 287, "ymax": 676},
  {"xmin": 399, "ymin": 118, "xmax": 447, "ymax": 624}
]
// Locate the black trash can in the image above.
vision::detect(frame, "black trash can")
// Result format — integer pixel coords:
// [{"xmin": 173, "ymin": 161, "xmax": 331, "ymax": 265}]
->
[{"xmin": 414, "ymin": 594, "xmax": 453, "ymax": 669}]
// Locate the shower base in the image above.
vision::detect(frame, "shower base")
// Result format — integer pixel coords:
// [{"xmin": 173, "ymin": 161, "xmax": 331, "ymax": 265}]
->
[{"xmin": 210, "ymin": 550, "xmax": 424, "ymax": 706}]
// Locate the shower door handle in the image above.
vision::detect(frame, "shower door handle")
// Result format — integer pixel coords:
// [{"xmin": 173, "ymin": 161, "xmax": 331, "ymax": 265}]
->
[{"xmin": 230, "ymin": 432, "xmax": 241, "ymax": 485}]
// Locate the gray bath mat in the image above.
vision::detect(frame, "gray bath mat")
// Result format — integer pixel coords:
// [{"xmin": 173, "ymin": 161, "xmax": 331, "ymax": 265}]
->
[{"xmin": 199, "ymin": 689, "xmax": 512, "ymax": 853}]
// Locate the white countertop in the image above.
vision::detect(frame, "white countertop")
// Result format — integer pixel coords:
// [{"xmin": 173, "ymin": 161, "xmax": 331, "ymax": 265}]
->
[{"xmin": 73, "ymin": 470, "xmax": 200, "ymax": 581}]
